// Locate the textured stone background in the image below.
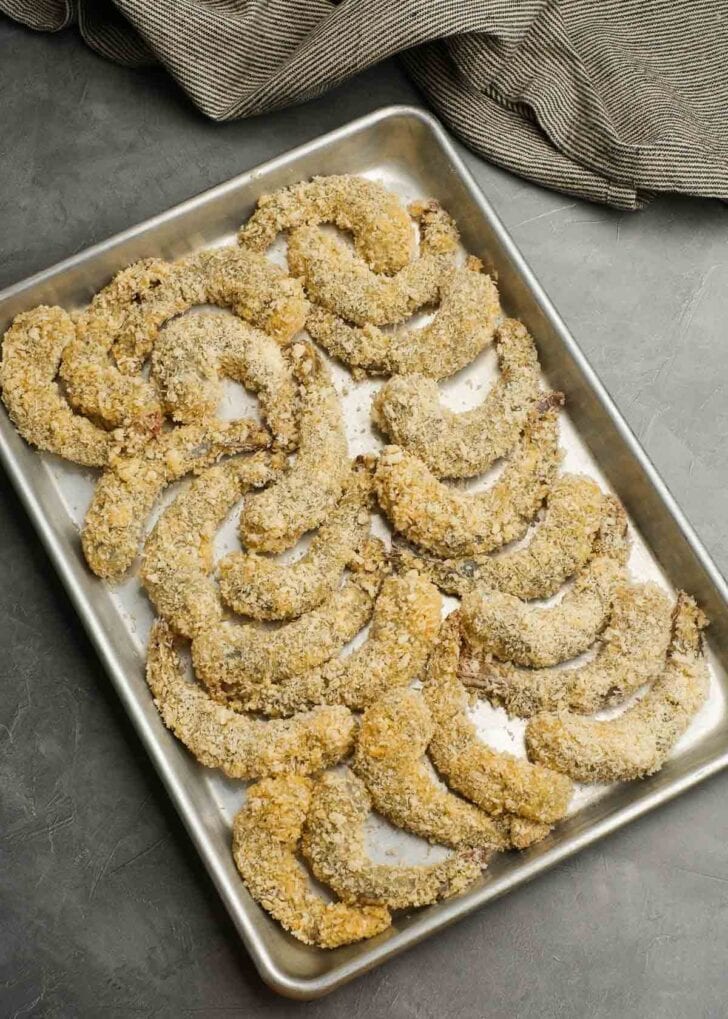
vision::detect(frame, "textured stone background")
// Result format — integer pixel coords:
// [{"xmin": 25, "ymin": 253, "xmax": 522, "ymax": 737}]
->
[{"xmin": 1, "ymin": 15, "xmax": 727, "ymax": 1018}]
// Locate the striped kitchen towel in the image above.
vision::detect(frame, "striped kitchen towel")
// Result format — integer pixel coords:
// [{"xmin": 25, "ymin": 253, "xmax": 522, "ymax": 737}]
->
[{"xmin": 2, "ymin": 0, "xmax": 726, "ymax": 209}]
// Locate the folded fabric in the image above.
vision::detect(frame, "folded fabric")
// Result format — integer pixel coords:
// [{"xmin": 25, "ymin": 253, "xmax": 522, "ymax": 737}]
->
[{"xmin": 2, "ymin": 0, "xmax": 726, "ymax": 208}]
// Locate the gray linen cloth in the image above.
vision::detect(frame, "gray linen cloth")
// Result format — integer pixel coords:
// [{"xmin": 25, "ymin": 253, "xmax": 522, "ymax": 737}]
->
[{"xmin": 2, "ymin": 0, "xmax": 726, "ymax": 209}]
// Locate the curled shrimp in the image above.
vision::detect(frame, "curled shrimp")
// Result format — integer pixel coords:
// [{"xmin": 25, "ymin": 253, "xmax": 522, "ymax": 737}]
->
[
  {"xmin": 287, "ymin": 199, "xmax": 458, "ymax": 327},
  {"xmin": 423, "ymin": 615, "xmax": 572, "ymax": 825},
  {"xmin": 218, "ymin": 570, "xmax": 441, "ymax": 718},
  {"xmin": 0, "ymin": 305, "xmax": 113, "ymax": 466},
  {"xmin": 372, "ymin": 317, "xmax": 540, "ymax": 475},
  {"xmin": 461, "ymin": 581, "xmax": 674, "ymax": 717},
  {"xmin": 219, "ymin": 457, "xmax": 373, "ymax": 621},
  {"xmin": 151, "ymin": 310, "xmax": 299, "ymax": 449},
  {"xmin": 306, "ymin": 259, "xmax": 500, "ymax": 380},
  {"xmin": 525, "ymin": 593, "xmax": 710, "ymax": 782},
  {"xmin": 353, "ymin": 689, "xmax": 549, "ymax": 850},
  {"xmin": 238, "ymin": 174, "xmax": 414, "ymax": 275},
  {"xmin": 146, "ymin": 621, "xmax": 356, "ymax": 780},
  {"xmin": 375, "ymin": 394, "xmax": 563, "ymax": 558},
  {"xmin": 301, "ymin": 769, "xmax": 485, "ymax": 910},
  {"xmin": 82, "ymin": 417, "xmax": 269, "ymax": 580},
  {"xmin": 392, "ymin": 475, "xmax": 618, "ymax": 599},
  {"xmin": 232, "ymin": 775, "xmax": 391, "ymax": 948},
  {"xmin": 238, "ymin": 343, "xmax": 350, "ymax": 553}
]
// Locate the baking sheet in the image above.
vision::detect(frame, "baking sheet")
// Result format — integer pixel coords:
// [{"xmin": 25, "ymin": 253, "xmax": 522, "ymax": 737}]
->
[{"xmin": 1, "ymin": 106, "xmax": 727, "ymax": 999}]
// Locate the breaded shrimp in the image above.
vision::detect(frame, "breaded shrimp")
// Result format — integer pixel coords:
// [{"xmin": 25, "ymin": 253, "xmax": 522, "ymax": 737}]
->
[
  {"xmin": 392, "ymin": 476, "xmax": 617, "ymax": 599},
  {"xmin": 151, "ymin": 310, "xmax": 299, "ymax": 449},
  {"xmin": 146, "ymin": 621, "xmax": 355, "ymax": 779},
  {"xmin": 287, "ymin": 200, "xmax": 458, "ymax": 327},
  {"xmin": 374, "ymin": 394, "xmax": 563, "ymax": 558},
  {"xmin": 232, "ymin": 775, "xmax": 391, "ymax": 948},
  {"xmin": 306, "ymin": 260, "xmax": 501, "ymax": 380},
  {"xmin": 461, "ymin": 582, "xmax": 674, "ymax": 717},
  {"xmin": 372, "ymin": 318, "xmax": 541, "ymax": 475},
  {"xmin": 219, "ymin": 457, "xmax": 373, "ymax": 621},
  {"xmin": 301, "ymin": 770, "xmax": 485, "ymax": 909},
  {"xmin": 59, "ymin": 259, "xmax": 167, "ymax": 430},
  {"xmin": 460, "ymin": 554, "xmax": 627, "ymax": 669},
  {"xmin": 215, "ymin": 571, "xmax": 441, "ymax": 717},
  {"xmin": 112, "ymin": 245, "xmax": 308, "ymax": 374},
  {"xmin": 82, "ymin": 417, "xmax": 269, "ymax": 580},
  {"xmin": 237, "ymin": 175, "xmax": 414, "ymax": 275},
  {"xmin": 191, "ymin": 538, "xmax": 388, "ymax": 698},
  {"xmin": 0, "ymin": 305, "xmax": 113, "ymax": 466},
  {"xmin": 239, "ymin": 343, "xmax": 349, "ymax": 553},
  {"xmin": 423, "ymin": 615, "xmax": 572, "ymax": 824},
  {"xmin": 525, "ymin": 593, "xmax": 709, "ymax": 782},
  {"xmin": 353, "ymin": 689, "xmax": 549, "ymax": 850},
  {"xmin": 140, "ymin": 453, "xmax": 285, "ymax": 639}
]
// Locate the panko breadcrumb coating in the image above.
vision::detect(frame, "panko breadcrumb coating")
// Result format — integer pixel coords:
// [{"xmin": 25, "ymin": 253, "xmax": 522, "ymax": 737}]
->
[
  {"xmin": 353, "ymin": 689, "xmax": 549, "ymax": 851},
  {"xmin": 0, "ymin": 305, "xmax": 113, "ymax": 466},
  {"xmin": 232, "ymin": 775, "xmax": 391, "ymax": 948},
  {"xmin": 372, "ymin": 318, "xmax": 541, "ymax": 476},
  {"xmin": 424, "ymin": 615, "xmax": 572, "ymax": 824},
  {"xmin": 112, "ymin": 245, "xmax": 308, "ymax": 374},
  {"xmin": 525, "ymin": 593, "xmax": 709, "ymax": 782},
  {"xmin": 60, "ymin": 259, "xmax": 167, "ymax": 431},
  {"xmin": 146, "ymin": 621, "xmax": 355, "ymax": 779},
  {"xmin": 460, "ymin": 554, "xmax": 627, "ymax": 669},
  {"xmin": 82, "ymin": 418, "xmax": 269, "ymax": 580},
  {"xmin": 306, "ymin": 260, "xmax": 500, "ymax": 380},
  {"xmin": 301, "ymin": 770, "xmax": 485, "ymax": 909},
  {"xmin": 239, "ymin": 343, "xmax": 349, "ymax": 553},
  {"xmin": 140, "ymin": 453, "xmax": 285, "ymax": 638},
  {"xmin": 375, "ymin": 394, "xmax": 563, "ymax": 558},
  {"xmin": 151, "ymin": 311, "xmax": 299, "ymax": 449},
  {"xmin": 219, "ymin": 457, "xmax": 373, "ymax": 621},
  {"xmin": 460, "ymin": 581, "xmax": 674, "ymax": 717},
  {"xmin": 238, "ymin": 174, "xmax": 414, "ymax": 275},
  {"xmin": 213, "ymin": 570, "xmax": 441, "ymax": 718},
  {"xmin": 392, "ymin": 475, "xmax": 615, "ymax": 599},
  {"xmin": 287, "ymin": 199, "xmax": 458, "ymax": 327},
  {"xmin": 191, "ymin": 538, "xmax": 388, "ymax": 698}
]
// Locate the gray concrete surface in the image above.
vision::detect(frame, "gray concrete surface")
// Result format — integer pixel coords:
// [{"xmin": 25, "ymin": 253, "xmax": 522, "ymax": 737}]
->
[{"xmin": 1, "ymin": 15, "xmax": 727, "ymax": 1019}]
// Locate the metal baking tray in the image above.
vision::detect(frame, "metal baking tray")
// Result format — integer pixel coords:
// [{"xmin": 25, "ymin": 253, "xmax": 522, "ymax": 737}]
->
[{"xmin": 2, "ymin": 106, "xmax": 728, "ymax": 1000}]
